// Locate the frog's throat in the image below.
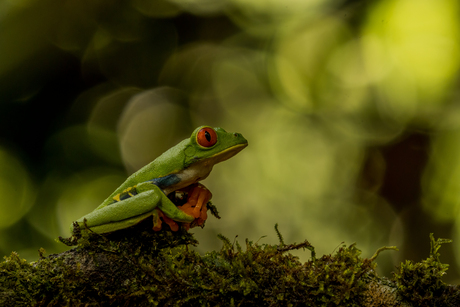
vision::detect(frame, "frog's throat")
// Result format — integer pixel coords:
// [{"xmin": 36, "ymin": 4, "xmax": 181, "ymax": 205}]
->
[
  {"xmin": 207, "ymin": 143, "xmax": 248, "ymax": 164},
  {"xmin": 163, "ymin": 143, "xmax": 247, "ymax": 196}
]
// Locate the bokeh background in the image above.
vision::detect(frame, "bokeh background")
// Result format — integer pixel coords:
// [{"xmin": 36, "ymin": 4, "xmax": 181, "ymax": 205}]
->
[{"xmin": 2, "ymin": 0, "xmax": 460, "ymax": 281}]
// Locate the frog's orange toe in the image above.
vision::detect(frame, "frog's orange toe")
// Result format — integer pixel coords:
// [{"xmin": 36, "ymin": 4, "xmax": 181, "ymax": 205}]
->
[
  {"xmin": 192, "ymin": 188, "xmax": 211, "ymax": 218},
  {"xmin": 179, "ymin": 202, "xmax": 195, "ymax": 217},
  {"xmin": 162, "ymin": 214, "xmax": 179, "ymax": 231},
  {"xmin": 154, "ymin": 210, "xmax": 179, "ymax": 232}
]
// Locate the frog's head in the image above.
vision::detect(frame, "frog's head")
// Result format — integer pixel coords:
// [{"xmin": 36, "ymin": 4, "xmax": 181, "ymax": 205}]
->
[{"xmin": 184, "ymin": 126, "xmax": 248, "ymax": 167}]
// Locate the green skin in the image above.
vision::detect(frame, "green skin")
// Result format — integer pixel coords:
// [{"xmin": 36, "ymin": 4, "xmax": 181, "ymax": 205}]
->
[{"xmin": 71, "ymin": 126, "xmax": 248, "ymax": 234}]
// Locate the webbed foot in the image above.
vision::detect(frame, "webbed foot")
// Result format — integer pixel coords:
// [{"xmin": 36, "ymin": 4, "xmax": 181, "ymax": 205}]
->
[{"xmin": 179, "ymin": 184, "xmax": 212, "ymax": 230}]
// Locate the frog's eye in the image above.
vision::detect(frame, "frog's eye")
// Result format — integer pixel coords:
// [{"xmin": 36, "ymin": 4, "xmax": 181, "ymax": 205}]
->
[{"xmin": 197, "ymin": 127, "xmax": 218, "ymax": 147}]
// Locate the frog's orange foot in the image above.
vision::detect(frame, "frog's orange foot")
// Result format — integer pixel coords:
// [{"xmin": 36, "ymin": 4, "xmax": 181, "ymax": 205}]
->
[
  {"xmin": 179, "ymin": 184, "xmax": 212, "ymax": 229},
  {"xmin": 153, "ymin": 209, "xmax": 179, "ymax": 232},
  {"xmin": 153, "ymin": 184, "xmax": 212, "ymax": 232}
]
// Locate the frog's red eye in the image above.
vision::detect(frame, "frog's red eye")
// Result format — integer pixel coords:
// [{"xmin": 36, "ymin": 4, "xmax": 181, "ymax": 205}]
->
[{"xmin": 197, "ymin": 127, "xmax": 217, "ymax": 147}]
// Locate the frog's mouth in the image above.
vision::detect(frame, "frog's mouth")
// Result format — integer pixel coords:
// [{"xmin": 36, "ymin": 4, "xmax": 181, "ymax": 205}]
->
[{"xmin": 206, "ymin": 143, "xmax": 248, "ymax": 166}]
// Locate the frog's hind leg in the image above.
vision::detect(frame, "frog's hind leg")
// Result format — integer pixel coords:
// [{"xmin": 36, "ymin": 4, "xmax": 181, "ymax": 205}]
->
[
  {"xmin": 76, "ymin": 189, "xmax": 163, "ymax": 229},
  {"xmin": 89, "ymin": 211, "xmax": 154, "ymax": 234},
  {"xmin": 73, "ymin": 183, "xmax": 194, "ymax": 234},
  {"xmin": 75, "ymin": 188, "xmax": 171, "ymax": 234}
]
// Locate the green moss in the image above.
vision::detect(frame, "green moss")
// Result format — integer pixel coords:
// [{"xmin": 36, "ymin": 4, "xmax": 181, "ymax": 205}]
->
[
  {"xmin": 393, "ymin": 233, "xmax": 460, "ymax": 306},
  {"xmin": 1, "ymin": 225, "xmax": 459, "ymax": 306}
]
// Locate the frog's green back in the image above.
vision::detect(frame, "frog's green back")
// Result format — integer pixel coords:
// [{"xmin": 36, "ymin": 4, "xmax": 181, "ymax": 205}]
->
[{"xmin": 98, "ymin": 138, "xmax": 190, "ymax": 208}]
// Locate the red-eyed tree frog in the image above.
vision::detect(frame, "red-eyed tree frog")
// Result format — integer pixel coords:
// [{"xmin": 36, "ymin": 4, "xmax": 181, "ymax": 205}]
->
[{"xmin": 71, "ymin": 126, "xmax": 248, "ymax": 234}]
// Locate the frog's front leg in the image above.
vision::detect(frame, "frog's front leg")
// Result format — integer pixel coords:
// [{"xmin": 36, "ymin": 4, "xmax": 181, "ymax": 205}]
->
[
  {"xmin": 153, "ymin": 184, "xmax": 212, "ymax": 232},
  {"xmin": 72, "ymin": 182, "xmax": 194, "ymax": 234},
  {"xmin": 178, "ymin": 183, "xmax": 212, "ymax": 230}
]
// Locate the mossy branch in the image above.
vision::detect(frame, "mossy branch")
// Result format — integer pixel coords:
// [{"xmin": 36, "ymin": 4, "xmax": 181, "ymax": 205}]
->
[{"xmin": 1, "ymin": 222, "xmax": 459, "ymax": 306}]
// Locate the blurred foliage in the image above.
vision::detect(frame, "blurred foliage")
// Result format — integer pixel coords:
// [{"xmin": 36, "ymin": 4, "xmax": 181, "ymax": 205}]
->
[{"xmin": 1, "ymin": 0, "xmax": 460, "ymax": 283}]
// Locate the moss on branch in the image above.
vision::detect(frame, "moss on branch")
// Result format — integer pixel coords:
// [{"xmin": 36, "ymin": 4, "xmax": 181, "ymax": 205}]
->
[{"xmin": 1, "ymin": 221, "xmax": 459, "ymax": 306}]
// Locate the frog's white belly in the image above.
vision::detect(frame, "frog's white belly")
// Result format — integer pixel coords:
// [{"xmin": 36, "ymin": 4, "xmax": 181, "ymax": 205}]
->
[{"xmin": 163, "ymin": 160, "xmax": 213, "ymax": 195}]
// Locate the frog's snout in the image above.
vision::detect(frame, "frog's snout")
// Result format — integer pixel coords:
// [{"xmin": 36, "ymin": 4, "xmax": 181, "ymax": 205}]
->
[{"xmin": 233, "ymin": 132, "xmax": 248, "ymax": 145}]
